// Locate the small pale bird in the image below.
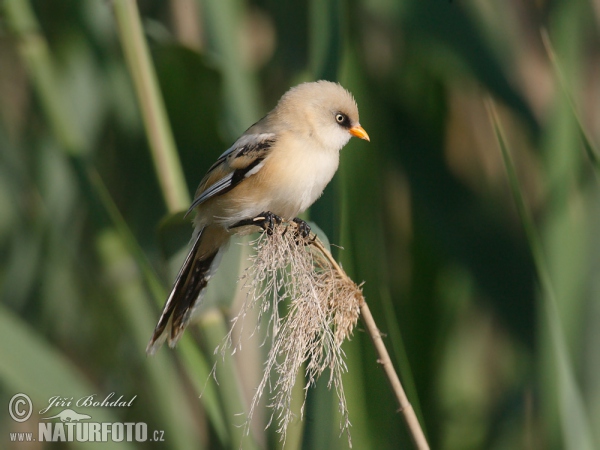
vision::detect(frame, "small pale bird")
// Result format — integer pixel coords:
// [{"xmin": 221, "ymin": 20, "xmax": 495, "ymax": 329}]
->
[{"xmin": 147, "ymin": 80, "xmax": 369, "ymax": 354}]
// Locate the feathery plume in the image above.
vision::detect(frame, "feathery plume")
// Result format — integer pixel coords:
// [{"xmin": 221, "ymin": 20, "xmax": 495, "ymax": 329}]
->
[{"xmin": 219, "ymin": 221, "xmax": 362, "ymax": 445}]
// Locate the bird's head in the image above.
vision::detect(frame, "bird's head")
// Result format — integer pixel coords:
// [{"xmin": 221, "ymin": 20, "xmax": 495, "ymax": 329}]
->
[{"xmin": 274, "ymin": 80, "xmax": 370, "ymax": 152}]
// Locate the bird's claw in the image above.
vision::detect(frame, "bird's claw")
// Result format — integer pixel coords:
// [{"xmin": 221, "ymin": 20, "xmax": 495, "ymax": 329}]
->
[
  {"xmin": 230, "ymin": 211, "xmax": 281, "ymax": 235},
  {"xmin": 231, "ymin": 213, "xmax": 313, "ymax": 241},
  {"xmin": 292, "ymin": 218, "xmax": 311, "ymax": 240},
  {"xmin": 282, "ymin": 217, "xmax": 314, "ymax": 245},
  {"xmin": 253, "ymin": 211, "xmax": 282, "ymax": 235}
]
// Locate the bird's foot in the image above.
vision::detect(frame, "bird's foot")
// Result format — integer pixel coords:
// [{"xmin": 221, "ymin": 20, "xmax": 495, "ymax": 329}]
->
[
  {"xmin": 292, "ymin": 217, "xmax": 312, "ymax": 239},
  {"xmin": 281, "ymin": 217, "xmax": 314, "ymax": 244},
  {"xmin": 231, "ymin": 211, "xmax": 282, "ymax": 235}
]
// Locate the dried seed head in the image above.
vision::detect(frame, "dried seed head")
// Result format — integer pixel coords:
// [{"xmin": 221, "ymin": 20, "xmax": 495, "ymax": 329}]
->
[{"xmin": 219, "ymin": 221, "xmax": 363, "ymax": 446}]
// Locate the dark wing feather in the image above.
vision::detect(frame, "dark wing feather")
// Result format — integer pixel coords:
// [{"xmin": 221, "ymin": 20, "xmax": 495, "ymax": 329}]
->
[{"xmin": 186, "ymin": 133, "xmax": 276, "ymax": 215}]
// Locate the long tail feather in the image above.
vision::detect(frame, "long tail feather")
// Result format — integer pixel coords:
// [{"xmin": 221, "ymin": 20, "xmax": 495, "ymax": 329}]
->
[{"xmin": 146, "ymin": 228, "xmax": 221, "ymax": 355}]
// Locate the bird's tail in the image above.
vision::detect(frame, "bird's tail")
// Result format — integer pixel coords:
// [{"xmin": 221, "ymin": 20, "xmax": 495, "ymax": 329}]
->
[{"xmin": 146, "ymin": 226, "xmax": 227, "ymax": 355}]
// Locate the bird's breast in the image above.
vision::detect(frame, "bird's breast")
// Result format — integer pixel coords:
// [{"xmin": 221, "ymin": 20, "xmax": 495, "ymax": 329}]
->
[
  {"xmin": 198, "ymin": 141, "xmax": 341, "ymax": 229},
  {"xmin": 261, "ymin": 142, "xmax": 340, "ymax": 218}
]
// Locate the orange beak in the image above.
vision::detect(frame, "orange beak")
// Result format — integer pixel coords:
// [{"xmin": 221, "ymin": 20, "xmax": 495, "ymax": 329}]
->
[{"xmin": 349, "ymin": 125, "xmax": 370, "ymax": 142}]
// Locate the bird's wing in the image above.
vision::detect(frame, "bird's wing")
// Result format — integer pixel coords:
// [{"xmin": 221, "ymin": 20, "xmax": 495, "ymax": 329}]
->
[{"xmin": 186, "ymin": 132, "xmax": 276, "ymax": 214}]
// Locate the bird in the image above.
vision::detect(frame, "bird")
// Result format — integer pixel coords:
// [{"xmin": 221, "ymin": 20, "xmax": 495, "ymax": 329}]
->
[{"xmin": 146, "ymin": 80, "xmax": 369, "ymax": 355}]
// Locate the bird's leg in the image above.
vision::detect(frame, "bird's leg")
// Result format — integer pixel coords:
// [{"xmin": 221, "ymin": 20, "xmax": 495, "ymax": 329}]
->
[{"xmin": 231, "ymin": 211, "xmax": 282, "ymax": 235}]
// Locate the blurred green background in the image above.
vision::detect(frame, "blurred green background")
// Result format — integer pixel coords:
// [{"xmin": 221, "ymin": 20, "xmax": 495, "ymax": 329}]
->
[{"xmin": 1, "ymin": 0, "xmax": 599, "ymax": 449}]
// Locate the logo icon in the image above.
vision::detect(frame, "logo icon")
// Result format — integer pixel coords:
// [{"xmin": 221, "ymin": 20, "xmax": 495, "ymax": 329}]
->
[
  {"xmin": 42, "ymin": 409, "xmax": 91, "ymax": 422},
  {"xmin": 9, "ymin": 393, "xmax": 32, "ymax": 423},
  {"xmin": 7, "ymin": 391, "xmax": 162, "ymax": 444}
]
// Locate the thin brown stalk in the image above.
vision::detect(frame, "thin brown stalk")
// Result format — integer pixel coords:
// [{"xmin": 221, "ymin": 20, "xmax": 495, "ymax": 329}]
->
[
  {"xmin": 307, "ymin": 237, "xmax": 430, "ymax": 450},
  {"xmin": 359, "ymin": 302, "xmax": 430, "ymax": 450}
]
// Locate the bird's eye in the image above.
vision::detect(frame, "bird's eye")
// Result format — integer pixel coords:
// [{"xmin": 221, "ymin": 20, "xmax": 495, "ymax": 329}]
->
[{"xmin": 335, "ymin": 113, "xmax": 345, "ymax": 124}]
